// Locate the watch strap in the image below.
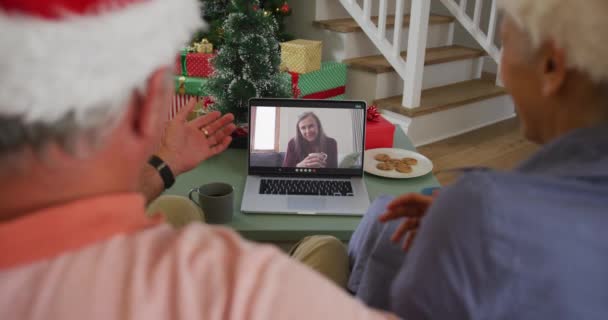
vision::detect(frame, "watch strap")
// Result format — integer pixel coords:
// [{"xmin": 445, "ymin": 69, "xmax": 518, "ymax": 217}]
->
[{"xmin": 148, "ymin": 155, "xmax": 175, "ymax": 189}]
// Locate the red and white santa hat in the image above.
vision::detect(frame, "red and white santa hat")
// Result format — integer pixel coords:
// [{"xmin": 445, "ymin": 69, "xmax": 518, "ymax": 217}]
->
[{"xmin": 0, "ymin": 0, "xmax": 203, "ymax": 125}]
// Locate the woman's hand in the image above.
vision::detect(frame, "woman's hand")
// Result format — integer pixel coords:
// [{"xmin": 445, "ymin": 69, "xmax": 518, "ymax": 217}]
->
[
  {"xmin": 296, "ymin": 154, "xmax": 327, "ymax": 168},
  {"xmin": 379, "ymin": 193, "xmax": 436, "ymax": 251},
  {"xmin": 156, "ymin": 99, "xmax": 236, "ymax": 175}
]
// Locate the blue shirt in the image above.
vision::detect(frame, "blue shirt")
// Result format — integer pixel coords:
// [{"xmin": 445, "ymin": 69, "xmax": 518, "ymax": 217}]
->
[{"xmin": 348, "ymin": 125, "xmax": 608, "ymax": 319}]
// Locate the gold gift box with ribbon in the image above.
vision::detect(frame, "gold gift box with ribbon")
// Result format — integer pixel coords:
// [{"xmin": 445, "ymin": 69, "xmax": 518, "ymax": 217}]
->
[
  {"xmin": 280, "ymin": 39, "xmax": 322, "ymax": 74},
  {"xmin": 195, "ymin": 38, "xmax": 214, "ymax": 54},
  {"xmin": 186, "ymin": 38, "xmax": 213, "ymax": 54}
]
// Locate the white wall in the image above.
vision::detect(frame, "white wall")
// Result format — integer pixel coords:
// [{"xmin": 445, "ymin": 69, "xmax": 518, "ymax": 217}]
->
[{"xmin": 278, "ymin": 107, "xmax": 355, "ymax": 155}]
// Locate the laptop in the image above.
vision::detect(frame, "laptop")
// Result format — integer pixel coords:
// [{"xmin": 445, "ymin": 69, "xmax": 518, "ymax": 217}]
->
[{"xmin": 241, "ymin": 98, "xmax": 371, "ymax": 216}]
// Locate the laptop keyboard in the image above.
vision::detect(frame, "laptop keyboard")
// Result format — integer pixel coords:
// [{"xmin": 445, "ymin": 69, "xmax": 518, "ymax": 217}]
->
[{"xmin": 259, "ymin": 179, "xmax": 354, "ymax": 196}]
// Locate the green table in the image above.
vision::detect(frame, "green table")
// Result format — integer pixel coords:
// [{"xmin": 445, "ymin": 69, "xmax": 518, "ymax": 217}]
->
[{"xmin": 166, "ymin": 127, "xmax": 439, "ymax": 241}]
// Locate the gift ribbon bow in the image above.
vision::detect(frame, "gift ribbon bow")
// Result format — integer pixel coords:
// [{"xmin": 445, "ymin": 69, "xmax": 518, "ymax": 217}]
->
[
  {"xmin": 202, "ymin": 96, "xmax": 214, "ymax": 109},
  {"xmin": 178, "ymin": 76, "xmax": 186, "ymax": 95},
  {"xmin": 234, "ymin": 124, "xmax": 249, "ymax": 138},
  {"xmin": 367, "ymin": 105, "xmax": 381, "ymax": 122},
  {"xmin": 195, "ymin": 38, "xmax": 214, "ymax": 54}
]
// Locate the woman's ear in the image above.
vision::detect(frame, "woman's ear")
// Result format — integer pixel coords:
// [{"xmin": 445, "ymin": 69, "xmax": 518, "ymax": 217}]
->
[{"xmin": 540, "ymin": 41, "xmax": 567, "ymax": 97}]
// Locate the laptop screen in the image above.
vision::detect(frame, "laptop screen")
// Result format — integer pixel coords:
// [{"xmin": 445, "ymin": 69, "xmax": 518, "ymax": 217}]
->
[{"xmin": 248, "ymin": 99, "xmax": 366, "ymax": 177}]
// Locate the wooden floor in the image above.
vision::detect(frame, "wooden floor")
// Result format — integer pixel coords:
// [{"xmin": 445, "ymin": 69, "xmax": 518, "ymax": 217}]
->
[{"xmin": 417, "ymin": 117, "xmax": 539, "ymax": 186}]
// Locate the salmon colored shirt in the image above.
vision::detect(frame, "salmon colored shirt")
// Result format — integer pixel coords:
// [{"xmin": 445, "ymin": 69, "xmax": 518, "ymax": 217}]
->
[{"xmin": 0, "ymin": 193, "xmax": 396, "ymax": 320}]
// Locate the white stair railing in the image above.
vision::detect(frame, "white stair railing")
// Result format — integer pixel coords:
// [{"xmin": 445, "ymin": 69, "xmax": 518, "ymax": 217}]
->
[
  {"xmin": 339, "ymin": 0, "xmax": 503, "ymax": 110},
  {"xmin": 440, "ymin": 0, "xmax": 502, "ymax": 85},
  {"xmin": 440, "ymin": 0, "xmax": 500, "ymax": 63},
  {"xmin": 339, "ymin": 0, "xmax": 429, "ymax": 108}
]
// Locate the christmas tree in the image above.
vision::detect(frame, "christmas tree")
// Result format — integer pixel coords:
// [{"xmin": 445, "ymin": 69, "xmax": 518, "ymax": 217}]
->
[
  {"xmin": 195, "ymin": 0, "xmax": 293, "ymax": 48},
  {"xmin": 260, "ymin": 0, "xmax": 293, "ymax": 43},
  {"xmin": 193, "ymin": 0, "xmax": 229, "ymax": 48},
  {"xmin": 204, "ymin": 0, "xmax": 291, "ymax": 122}
]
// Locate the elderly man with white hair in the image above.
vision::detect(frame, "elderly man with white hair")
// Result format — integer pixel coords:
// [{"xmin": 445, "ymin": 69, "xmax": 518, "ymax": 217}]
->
[
  {"xmin": 0, "ymin": 0, "xmax": 398, "ymax": 319},
  {"xmin": 347, "ymin": 0, "xmax": 608, "ymax": 319}
]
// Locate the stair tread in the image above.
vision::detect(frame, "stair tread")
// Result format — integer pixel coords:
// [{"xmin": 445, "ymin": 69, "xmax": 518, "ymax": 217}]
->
[
  {"xmin": 375, "ymin": 79, "xmax": 508, "ymax": 117},
  {"xmin": 313, "ymin": 14, "xmax": 454, "ymax": 33},
  {"xmin": 344, "ymin": 45, "xmax": 487, "ymax": 73}
]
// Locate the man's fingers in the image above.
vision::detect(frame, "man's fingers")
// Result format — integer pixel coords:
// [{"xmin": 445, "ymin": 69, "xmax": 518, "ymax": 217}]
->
[
  {"xmin": 390, "ymin": 218, "xmax": 420, "ymax": 242},
  {"xmin": 210, "ymin": 136, "xmax": 232, "ymax": 155},
  {"xmin": 379, "ymin": 210, "xmax": 399, "ymax": 222},
  {"xmin": 190, "ymin": 111, "xmax": 223, "ymax": 128},
  {"xmin": 387, "ymin": 193, "xmax": 432, "ymax": 209},
  {"xmin": 219, "ymin": 122, "xmax": 237, "ymax": 138},
  {"xmin": 379, "ymin": 206, "xmax": 422, "ymax": 222},
  {"xmin": 175, "ymin": 98, "xmax": 198, "ymax": 121},
  {"xmin": 206, "ymin": 123, "xmax": 237, "ymax": 146},
  {"xmin": 387, "ymin": 193, "xmax": 433, "ymax": 210},
  {"xmin": 390, "ymin": 221, "xmax": 410, "ymax": 243},
  {"xmin": 403, "ymin": 230, "xmax": 417, "ymax": 252}
]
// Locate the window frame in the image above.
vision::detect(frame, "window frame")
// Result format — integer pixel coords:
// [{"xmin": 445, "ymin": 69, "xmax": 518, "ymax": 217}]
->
[{"xmin": 251, "ymin": 107, "xmax": 280, "ymax": 153}]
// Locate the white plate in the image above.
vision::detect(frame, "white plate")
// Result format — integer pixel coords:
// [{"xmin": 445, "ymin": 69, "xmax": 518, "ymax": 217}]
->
[{"xmin": 364, "ymin": 148, "xmax": 433, "ymax": 179}]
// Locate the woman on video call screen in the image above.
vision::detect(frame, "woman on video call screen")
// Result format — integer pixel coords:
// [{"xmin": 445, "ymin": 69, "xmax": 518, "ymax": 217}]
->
[{"xmin": 283, "ymin": 112, "xmax": 338, "ymax": 168}]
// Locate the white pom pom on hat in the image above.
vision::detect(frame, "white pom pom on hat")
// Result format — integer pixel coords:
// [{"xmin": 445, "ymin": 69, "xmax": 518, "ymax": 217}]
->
[{"xmin": 0, "ymin": 0, "xmax": 204, "ymax": 124}]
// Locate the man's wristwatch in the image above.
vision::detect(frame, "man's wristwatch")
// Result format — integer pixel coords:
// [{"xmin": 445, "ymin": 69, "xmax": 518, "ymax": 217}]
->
[{"xmin": 148, "ymin": 155, "xmax": 175, "ymax": 189}]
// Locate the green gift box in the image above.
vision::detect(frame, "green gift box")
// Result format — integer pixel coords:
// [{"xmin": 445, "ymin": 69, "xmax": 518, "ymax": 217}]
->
[
  {"xmin": 174, "ymin": 75, "xmax": 209, "ymax": 96},
  {"xmin": 170, "ymin": 76, "xmax": 210, "ymax": 120},
  {"xmin": 289, "ymin": 62, "xmax": 347, "ymax": 99}
]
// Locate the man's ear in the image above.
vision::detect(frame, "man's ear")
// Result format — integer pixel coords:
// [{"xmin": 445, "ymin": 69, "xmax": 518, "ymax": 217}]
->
[
  {"xmin": 129, "ymin": 67, "xmax": 171, "ymax": 140},
  {"xmin": 539, "ymin": 41, "xmax": 567, "ymax": 97}
]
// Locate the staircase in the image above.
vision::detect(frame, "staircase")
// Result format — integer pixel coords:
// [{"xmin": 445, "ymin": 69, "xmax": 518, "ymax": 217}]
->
[{"xmin": 286, "ymin": 0, "xmax": 515, "ymax": 146}]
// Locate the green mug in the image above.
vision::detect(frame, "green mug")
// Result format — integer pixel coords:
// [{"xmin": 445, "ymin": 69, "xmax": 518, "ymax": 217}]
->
[{"xmin": 188, "ymin": 182, "xmax": 234, "ymax": 224}]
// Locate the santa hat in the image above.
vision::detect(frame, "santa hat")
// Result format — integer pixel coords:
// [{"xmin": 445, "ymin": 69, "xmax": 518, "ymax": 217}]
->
[{"xmin": 0, "ymin": 0, "xmax": 203, "ymax": 125}]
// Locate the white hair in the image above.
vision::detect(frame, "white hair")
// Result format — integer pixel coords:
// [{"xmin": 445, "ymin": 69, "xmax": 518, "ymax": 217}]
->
[{"xmin": 498, "ymin": 0, "xmax": 608, "ymax": 84}]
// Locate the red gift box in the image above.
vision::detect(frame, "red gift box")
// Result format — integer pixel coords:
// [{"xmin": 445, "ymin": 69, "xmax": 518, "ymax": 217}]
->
[
  {"xmin": 174, "ymin": 52, "xmax": 215, "ymax": 78},
  {"xmin": 365, "ymin": 115, "xmax": 395, "ymax": 150}
]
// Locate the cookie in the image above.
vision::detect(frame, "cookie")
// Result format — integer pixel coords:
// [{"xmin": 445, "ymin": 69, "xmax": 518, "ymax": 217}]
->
[
  {"xmin": 395, "ymin": 163, "xmax": 413, "ymax": 173},
  {"xmin": 387, "ymin": 158, "xmax": 402, "ymax": 166},
  {"xmin": 374, "ymin": 153, "xmax": 391, "ymax": 162},
  {"xmin": 401, "ymin": 157, "xmax": 418, "ymax": 165},
  {"xmin": 376, "ymin": 162, "xmax": 395, "ymax": 171}
]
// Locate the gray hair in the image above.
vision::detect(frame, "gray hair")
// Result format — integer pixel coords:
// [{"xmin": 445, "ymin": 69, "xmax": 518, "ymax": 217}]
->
[{"xmin": 0, "ymin": 103, "xmax": 126, "ymax": 163}]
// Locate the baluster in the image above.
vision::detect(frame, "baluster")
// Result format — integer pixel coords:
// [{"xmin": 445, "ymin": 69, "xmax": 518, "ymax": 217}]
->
[
  {"xmin": 496, "ymin": 49, "xmax": 504, "ymax": 86},
  {"xmin": 392, "ymin": 0, "xmax": 405, "ymax": 57},
  {"xmin": 378, "ymin": 0, "xmax": 388, "ymax": 40},
  {"xmin": 486, "ymin": 0, "xmax": 498, "ymax": 47},
  {"xmin": 402, "ymin": 0, "xmax": 430, "ymax": 108},
  {"xmin": 473, "ymin": 0, "xmax": 483, "ymax": 28},
  {"xmin": 460, "ymin": 0, "xmax": 468, "ymax": 11},
  {"xmin": 363, "ymin": 0, "xmax": 372, "ymax": 20}
]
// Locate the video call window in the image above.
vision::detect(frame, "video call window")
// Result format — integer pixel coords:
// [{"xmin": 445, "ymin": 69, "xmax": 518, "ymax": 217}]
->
[{"xmin": 250, "ymin": 106, "xmax": 365, "ymax": 170}]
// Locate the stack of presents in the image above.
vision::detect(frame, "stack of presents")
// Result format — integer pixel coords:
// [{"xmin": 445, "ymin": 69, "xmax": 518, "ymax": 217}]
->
[{"xmin": 171, "ymin": 38, "xmax": 395, "ymax": 149}]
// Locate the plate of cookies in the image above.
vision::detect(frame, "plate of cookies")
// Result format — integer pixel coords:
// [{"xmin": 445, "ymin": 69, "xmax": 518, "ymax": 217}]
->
[{"xmin": 364, "ymin": 148, "xmax": 433, "ymax": 179}]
